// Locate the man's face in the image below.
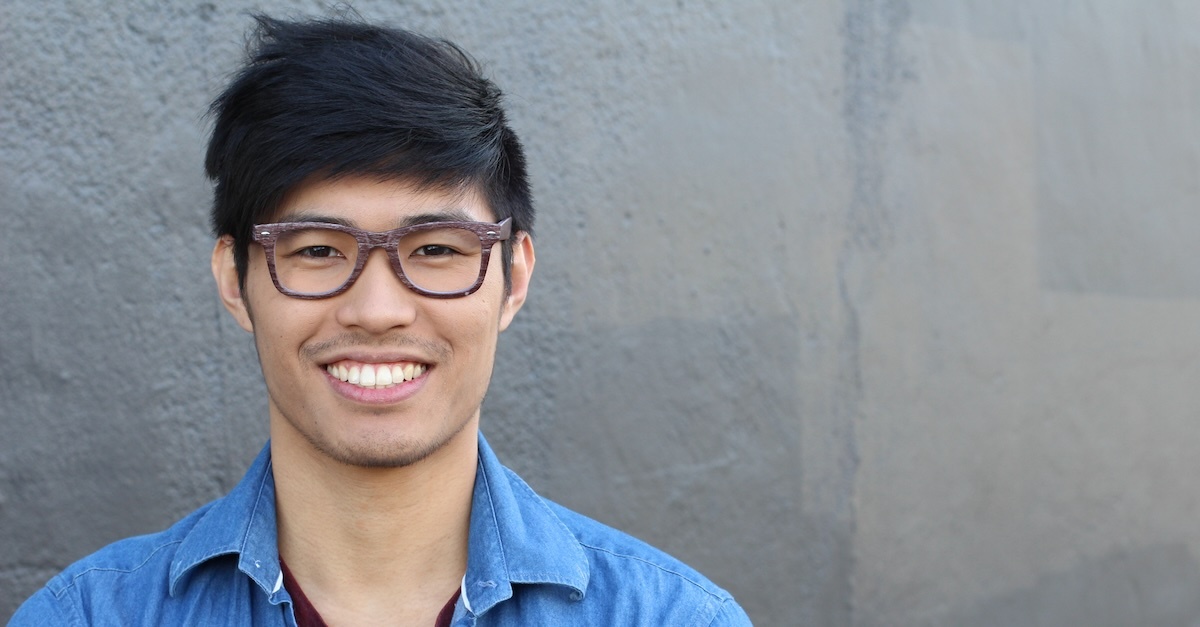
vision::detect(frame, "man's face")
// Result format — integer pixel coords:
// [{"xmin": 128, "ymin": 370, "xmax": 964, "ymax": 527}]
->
[{"xmin": 212, "ymin": 175, "xmax": 534, "ymax": 468}]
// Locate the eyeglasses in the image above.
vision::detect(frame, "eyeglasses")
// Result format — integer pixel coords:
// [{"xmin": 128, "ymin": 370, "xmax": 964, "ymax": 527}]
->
[{"xmin": 252, "ymin": 218, "xmax": 512, "ymax": 299}]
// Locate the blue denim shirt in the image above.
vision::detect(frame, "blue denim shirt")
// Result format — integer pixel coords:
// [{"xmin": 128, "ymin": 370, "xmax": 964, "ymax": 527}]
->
[{"xmin": 11, "ymin": 434, "xmax": 751, "ymax": 626}]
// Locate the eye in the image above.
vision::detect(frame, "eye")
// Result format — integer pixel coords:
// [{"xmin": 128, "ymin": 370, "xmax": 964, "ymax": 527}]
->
[
  {"xmin": 297, "ymin": 245, "xmax": 345, "ymax": 259},
  {"xmin": 413, "ymin": 244, "xmax": 460, "ymax": 257},
  {"xmin": 398, "ymin": 226, "xmax": 480, "ymax": 262}
]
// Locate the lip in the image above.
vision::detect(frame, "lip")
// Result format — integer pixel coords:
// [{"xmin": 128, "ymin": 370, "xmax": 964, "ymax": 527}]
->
[
  {"xmin": 324, "ymin": 365, "xmax": 430, "ymax": 405},
  {"xmin": 316, "ymin": 350, "xmax": 434, "ymax": 406}
]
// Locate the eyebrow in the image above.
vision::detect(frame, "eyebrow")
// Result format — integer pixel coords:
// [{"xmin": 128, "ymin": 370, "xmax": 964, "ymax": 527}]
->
[{"xmin": 273, "ymin": 208, "xmax": 481, "ymax": 228}]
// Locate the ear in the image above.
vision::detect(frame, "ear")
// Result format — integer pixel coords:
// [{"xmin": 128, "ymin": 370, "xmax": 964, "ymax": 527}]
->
[
  {"xmin": 499, "ymin": 232, "xmax": 535, "ymax": 332},
  {"xmin": 211, "ymin": 236, "xmax": 255, "ymax": 333}
]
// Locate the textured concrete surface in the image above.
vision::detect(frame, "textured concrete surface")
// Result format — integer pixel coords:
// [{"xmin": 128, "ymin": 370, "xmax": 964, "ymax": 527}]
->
[{"xmin": 5, "ymin": 1, "xmax": 1200, "ymax": 625}]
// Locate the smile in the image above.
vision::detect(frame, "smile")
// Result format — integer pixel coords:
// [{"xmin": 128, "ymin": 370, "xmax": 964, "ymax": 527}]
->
[{"xmin": 325, "ymin": 360, "xmax": 429, "ymax": 389}]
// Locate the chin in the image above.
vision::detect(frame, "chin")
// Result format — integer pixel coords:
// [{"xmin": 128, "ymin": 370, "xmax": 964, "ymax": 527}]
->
[{"xmin": 306, "ymin": 422, "xmax": 470, "ymax": 469}]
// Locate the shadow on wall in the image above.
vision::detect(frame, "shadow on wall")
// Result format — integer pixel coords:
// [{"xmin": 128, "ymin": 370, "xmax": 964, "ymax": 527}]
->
[{"xmin": 947, "ymin": 544, "xmax": 1200, "ymax": 627}]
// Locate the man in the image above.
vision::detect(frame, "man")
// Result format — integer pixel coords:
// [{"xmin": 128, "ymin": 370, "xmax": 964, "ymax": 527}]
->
[{"xmin": 12, "ymin": 13, "xmax": 751, "ymax": 626}]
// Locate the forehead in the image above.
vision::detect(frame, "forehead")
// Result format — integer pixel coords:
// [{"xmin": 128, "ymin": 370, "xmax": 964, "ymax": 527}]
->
[{"xmin": 273, "ymin": 175, "xmax": 494, "ymax": 227}]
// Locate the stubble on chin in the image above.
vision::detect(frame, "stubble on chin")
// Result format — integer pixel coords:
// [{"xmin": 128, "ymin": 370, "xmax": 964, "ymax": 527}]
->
[{"xmin": 294, "ymin": 412, "xmax": 474, "ymax": 469}]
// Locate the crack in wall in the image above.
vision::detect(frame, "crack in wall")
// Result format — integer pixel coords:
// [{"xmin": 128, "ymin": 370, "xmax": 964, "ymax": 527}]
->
[{"xmin": 839, "ymin": 1, "xmax": 912, "ymax": 625}]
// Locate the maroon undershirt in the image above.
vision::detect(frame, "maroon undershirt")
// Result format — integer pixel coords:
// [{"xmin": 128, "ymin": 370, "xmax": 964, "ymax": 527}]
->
[{"xmin": 280, "ymin": 558, "xmax": 460, "ymax": 627}]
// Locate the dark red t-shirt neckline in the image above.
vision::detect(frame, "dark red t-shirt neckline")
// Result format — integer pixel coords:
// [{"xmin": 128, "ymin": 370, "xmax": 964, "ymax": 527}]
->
[{"xmin": 280, "ymin": 558, "xmax": 460, "ymax": 627}]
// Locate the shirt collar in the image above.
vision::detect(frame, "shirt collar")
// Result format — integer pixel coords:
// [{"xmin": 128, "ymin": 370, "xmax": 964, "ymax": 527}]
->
[
  {"xmin": 166, "ymin": 434, "xmax": 590, "ymax": 611},
  {"xmin": 462, "ymin": 434, "xmax": 589, "ymax": 614},
  {"xmin": 169, "ymin": 444, "xmax": 283, "ymax": 598}
]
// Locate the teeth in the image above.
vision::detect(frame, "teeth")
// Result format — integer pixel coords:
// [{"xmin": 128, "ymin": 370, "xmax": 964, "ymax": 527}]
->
[{"xmin": 327, "ymin": 361, "xmax": 427, "ymax": 389}]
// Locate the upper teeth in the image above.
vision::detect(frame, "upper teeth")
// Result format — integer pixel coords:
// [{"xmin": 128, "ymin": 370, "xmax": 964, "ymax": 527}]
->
[{"xmin": 327, "ymin": 362, "xmax": 427, "ymax": 389}]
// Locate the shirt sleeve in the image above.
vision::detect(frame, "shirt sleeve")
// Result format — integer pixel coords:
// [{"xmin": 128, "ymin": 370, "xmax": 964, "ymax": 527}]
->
[
  {"xmin": 706, "ymin": 596, "xmax": 754, "ymax": 626},
  {"xmin": 8, "ymin": 586, "xmax": 79, "ymax": 627}
]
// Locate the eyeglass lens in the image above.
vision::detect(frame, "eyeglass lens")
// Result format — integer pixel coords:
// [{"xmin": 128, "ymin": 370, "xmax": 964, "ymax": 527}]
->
[{"xmin": 272, "ymin": 226, "xmax": 486, "ymax": 295}]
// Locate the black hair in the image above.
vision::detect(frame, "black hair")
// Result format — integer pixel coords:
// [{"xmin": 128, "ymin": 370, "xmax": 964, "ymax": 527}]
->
[{"xmin": 206, "ymin": 14, "xmax": 533, "ymax": 291}]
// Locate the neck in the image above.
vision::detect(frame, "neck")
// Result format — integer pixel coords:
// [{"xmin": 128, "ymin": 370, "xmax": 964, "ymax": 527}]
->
[{"xmin": 270, "ymin": 414, "xmax": 478, "ymax": 623}]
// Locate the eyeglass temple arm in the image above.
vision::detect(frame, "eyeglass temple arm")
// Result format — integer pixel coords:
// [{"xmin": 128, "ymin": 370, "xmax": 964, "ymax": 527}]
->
[{"xmin": 490, "ymin": 217, "xmax": 513, "ymax": 240}]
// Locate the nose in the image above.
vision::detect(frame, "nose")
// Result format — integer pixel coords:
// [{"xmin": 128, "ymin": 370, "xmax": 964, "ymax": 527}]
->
[{"xmin": 333, "ymin": 249, "xmax": 418, "ymax": 332}]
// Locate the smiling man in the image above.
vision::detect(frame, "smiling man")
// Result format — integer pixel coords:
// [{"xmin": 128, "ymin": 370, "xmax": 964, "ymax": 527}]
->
[{"xmin": 11, "ymin": 13, "xmax": 751, "ymax": 626}]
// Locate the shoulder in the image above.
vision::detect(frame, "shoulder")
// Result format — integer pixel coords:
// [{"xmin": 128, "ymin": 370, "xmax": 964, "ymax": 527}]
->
[
  {"xmin": 11, "ymin": 444, "xmax": 280, "ymax": 624},
  {"xmin": 543, "ymin": 496, "xmax": 717, "ymax": 590},
  {"xmin": 510, "ymin": 469, "xmax": 752, "ymax": 625},
  {"xmin": 9, "ymin": 503, "xmax": 215, "ymax": 625}
]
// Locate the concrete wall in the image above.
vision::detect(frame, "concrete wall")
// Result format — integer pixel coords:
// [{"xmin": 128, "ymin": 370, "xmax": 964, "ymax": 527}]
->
[{"xmin": 4, "ymin": 1, "xmax": 1200, "ymax": 624}]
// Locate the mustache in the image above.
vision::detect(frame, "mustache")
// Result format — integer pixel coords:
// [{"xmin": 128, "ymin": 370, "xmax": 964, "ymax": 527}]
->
[{"xmin": 302, "ymin": 333, "xmax": 451, "ymax": 362}]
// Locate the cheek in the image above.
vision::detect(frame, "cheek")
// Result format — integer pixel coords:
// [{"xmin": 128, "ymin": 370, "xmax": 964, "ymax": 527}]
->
[
  {"xmin": 244, "ymin": 283, "xmax": 325, "ymax": 360},
  {"xmin": 448, "ymin": 308, "xmax": 497, "ymax": 342},
  {"xmin": 435, "ymin": 299, "xmax": 503, "ymax": 352}
]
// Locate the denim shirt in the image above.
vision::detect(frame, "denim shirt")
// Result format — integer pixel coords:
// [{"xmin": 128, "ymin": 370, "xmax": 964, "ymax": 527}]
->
[{"xmin": 11, "ymin": 434, "xmax": 751, "ymax": 626}]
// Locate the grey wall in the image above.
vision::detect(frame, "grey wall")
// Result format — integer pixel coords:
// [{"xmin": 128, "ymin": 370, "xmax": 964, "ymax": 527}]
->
[{"xmin": 4, "ymin": 1, "xmax": 1200, "ymax": 625}]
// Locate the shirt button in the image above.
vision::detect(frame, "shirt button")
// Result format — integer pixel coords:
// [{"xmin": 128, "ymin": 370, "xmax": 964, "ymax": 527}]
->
[{"xmin": 569, "ymin": 591, "xmax": 583, "ymax": 602}]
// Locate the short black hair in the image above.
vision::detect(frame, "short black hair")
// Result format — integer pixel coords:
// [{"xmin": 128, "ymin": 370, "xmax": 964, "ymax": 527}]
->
[{"xmin": 206, "ymin": 14, "xmax": 533, "ymax": 290}]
